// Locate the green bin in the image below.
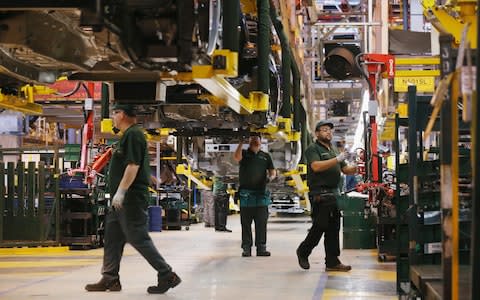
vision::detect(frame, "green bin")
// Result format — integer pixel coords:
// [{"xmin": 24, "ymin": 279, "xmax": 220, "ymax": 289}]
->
[
  {"xmin": 342, "ymin": 196, "xmax": 367, "ymax": 212},
  {"xmin": 343, "ymin": 228, "xmax": 376, "ymax": 249},
  {"xmin": 342, "ymin": 211, "xmax": 375, "ymax": 229}
]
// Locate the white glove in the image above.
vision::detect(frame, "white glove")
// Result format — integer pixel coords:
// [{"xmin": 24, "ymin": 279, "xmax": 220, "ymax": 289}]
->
[
  {"xmin": 112, "ymin": 188, "xmax": 127, "ymax": 210},
  {"xmin": 336, "ymin": 152, "xmax": 346, "ymax": 162}
]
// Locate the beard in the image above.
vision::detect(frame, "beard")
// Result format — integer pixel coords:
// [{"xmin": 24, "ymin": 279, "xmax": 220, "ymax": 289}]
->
[{"xmin": 317, "ymin": 135, "xmax": 331, "ymax": 144}]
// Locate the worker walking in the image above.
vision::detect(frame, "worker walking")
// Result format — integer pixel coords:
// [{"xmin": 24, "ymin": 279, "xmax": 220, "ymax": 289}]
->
[
  {"xmin": 213, "ymin": 175, "xmax": 232, "ymax": 232},
  {"xmin": 234, "ymin": 135, "xmax": 276, "ymax": 257},
  {"xmin": 296, "ymin": 120, "xmax": 357, "ymax": 272},
  {"xmin": 85, "ymin": 104, "xmax": 181, "ymax": 294}
]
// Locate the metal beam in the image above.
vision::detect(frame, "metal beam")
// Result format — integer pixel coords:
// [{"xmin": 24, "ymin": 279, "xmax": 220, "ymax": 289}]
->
[
  {"xmin": 0, "ymin": 1, "xmax": 90, "ymax": 10},
  {"xmin": 315, "ymin": 21, "xmax": 381, "ymax": 27},
  {"xmin": 175, "ymin": 164, "xmax": 212, "ymax": 191},
  {"xmin": 193, "ymin": 50, "xmax": 268, "ymax": 114}
]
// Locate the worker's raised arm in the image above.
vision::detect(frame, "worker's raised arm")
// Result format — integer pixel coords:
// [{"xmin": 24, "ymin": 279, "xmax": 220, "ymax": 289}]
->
[
  {"xmin": 233, "ymin": 141, "xmax": 244, "ymax": 162},
  {"xmin": 268, "ymin": 168, "xmax": 277, "ymax": 181},
  {"xmin": 310, "ymin": 158, "xmax": 338, "ymax": 172},
  {"xmin": 310, "ymin": 151, "xmax": 346, "ymax": 172}
]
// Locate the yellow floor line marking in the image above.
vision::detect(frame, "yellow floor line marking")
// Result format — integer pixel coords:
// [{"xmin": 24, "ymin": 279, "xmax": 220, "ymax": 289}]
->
[
  {"xmin": 327, "ymin": 269, "xmax": 396, "ymax": 282},
  {"xmin": 0, "ymin": 247, "xmax": 70, "ymax": 256},
  {"xmin": 0, "ymin": 259, "xmax": 100, "ymax": 268},
  {"xmin": 0, "ymin": 272, "xmax": 65, "ymax": 277},
  {"xmin": 323, "ymin": 289, "xmax": 397, "ymax": 299},
  {"xmin": 0, "ymin": 247, "xmax": 136, "ymax": 257}
]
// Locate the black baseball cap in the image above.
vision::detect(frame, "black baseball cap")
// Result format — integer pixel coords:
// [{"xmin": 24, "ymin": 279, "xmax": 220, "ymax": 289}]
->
[
  {"xmin": 112, "ymin": 103, "xmax": 137, "ymax": 117},
  {"xmin": 315, "ymin": 120, "xmax": 334, "ymax": 131}
]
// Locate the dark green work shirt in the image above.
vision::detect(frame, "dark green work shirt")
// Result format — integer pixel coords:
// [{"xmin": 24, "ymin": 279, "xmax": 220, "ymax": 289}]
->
[
  {"xmin": 305, "ymin": 141, "xmax": 346, "ymax": 193},
  {"xmin": 109, "ymin": 124, "xmax": 151, "ymax": 205},
  {"xmin": 238, "ymin": 149, "xmax": 274, "ymax": 191},
  {"xmin": 212, "ymin": 176, "xmax": 227, "ymax": 196}
]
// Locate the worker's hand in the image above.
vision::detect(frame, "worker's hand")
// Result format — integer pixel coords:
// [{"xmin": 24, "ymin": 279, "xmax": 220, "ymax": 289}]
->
[
  {"xmin": 112, "ymin": 188, "xmax": 127, "ymax": 210},
  {"xmin": 266, "ymin": 175, "xmax": 276, "ymax": 183},
  {"xmin": 336, "ymin": 152, "xmax": 346, "ymax": 162}
]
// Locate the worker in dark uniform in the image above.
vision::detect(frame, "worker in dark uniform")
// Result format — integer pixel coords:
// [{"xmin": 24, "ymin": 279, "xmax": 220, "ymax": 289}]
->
[
  {"xmin": 85, "ymin": 104, "xmax": 181, "ymax": 294},
  {"xmin": 234, "ymin": 135, "xmax": 276, "ymax": 257},
  {"xmin": 213, "ymin": 175, "xmax": 232, "ymax": 232},
  {"xmin": 296, "ymin": 120, "xmax": 357, "ymax": 272}
]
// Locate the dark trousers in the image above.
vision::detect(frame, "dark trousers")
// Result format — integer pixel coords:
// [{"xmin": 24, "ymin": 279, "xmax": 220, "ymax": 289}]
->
[
  {"xmin": 240, "ymin": 206, "xmax": 269, "ymax": 250},
  {"xmin": 214, "ymin": 193, "xmax": 229, "ymax": 230},
  {"xmin": 102, "ymin": 204, "xmax": 172, "ymax": 282},
  {"xmin": 297, "ymin": 194, "xmax": 341, "ymax": 267}
]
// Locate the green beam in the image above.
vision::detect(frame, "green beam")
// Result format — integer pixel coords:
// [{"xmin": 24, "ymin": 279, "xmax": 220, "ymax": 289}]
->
[
  {"xmin": 38, "ymin": 162, "xmax": 45, "ymax": 241},
  {"xmin": 222, "ymin": 0, "xmax": 240, "ymax": 53},
  {"xmin": 257, "ymin": 0, "xmax": 271, "ymax": 93}
]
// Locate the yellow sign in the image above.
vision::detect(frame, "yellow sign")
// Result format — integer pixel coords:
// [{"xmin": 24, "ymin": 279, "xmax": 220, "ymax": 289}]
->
[
  {"xmin": 380, "ymin": 119, "xmax": 396, "ymax": 141},
  {"xmin": 397, "ymin": 103, "xmax": 408, "ymax": 118},
  {"xmin": 394, "ymin": 77, "xmax": 435, "ymax": 92}
]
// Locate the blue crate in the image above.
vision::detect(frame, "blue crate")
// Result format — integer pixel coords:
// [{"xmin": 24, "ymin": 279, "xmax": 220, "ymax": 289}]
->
[{"xmin": 59, "ymin": 175, "xmax": 87, "ymax": 189}]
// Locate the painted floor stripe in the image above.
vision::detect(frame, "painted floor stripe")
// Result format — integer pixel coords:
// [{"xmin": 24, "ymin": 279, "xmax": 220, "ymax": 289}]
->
[
  {"xmin": 0, "ymin": 247, "xmax": 70, "ymax": 255},
  {"xmin": 0, "ymin": 272, "xmax": 65, "ymax": 277},
  {"xmin": 322, "ymin": 288, "xmax": 397, "ymax": 299},
  {"xmin": 327, "ymin": 269, "xmax": 396, "ymax": 282},
  {"xmin": 312, "ymin": 272, "xmax": 329, "ymax": 300},
  {"xmin": 0, "ymin": 259, "xmax": 99, "ymax": 268}
]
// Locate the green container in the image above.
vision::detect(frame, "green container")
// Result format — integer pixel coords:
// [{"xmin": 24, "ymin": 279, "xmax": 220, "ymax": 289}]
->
[
  {"xmin": 64, "ymin": 144, "xmax": 81, "ymax": 162},
  {"xmin": 342, "ymin": 196, "xmax": 367, "ymax": 212},
  {"xmin": 399, "ymin": 224, "xmax": 409, "ymax": 247},
  {"xmin": 397, "ymin": 256, "xmax": 410, "ymax": 282},
  {"xmin": 342, "ymin": 212, "xmax": 375, "ymax": 229},
  {"xmin": 422, "ymin": 224, "xmax": 441, "ymax": 243},
  {"xmin": 397, "ymin": 163, "xmax": 409, "ymax": 183},
  {"xmin": 343, "ymin": 228, "xmax": 376, "ymax": 249}
]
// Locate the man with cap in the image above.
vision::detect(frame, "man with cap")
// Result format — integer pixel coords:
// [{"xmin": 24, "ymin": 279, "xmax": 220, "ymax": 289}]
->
[
  {"xmin": 85, "ymin": 103, "xmax": 181, "ymax": 294},
  {"xmin": 234, "ymin": 135, "xmax": 276, "ymax": 257},
  {"xmin": 296, "ymin": 119, "xmax": 357, "ymax": 272}
]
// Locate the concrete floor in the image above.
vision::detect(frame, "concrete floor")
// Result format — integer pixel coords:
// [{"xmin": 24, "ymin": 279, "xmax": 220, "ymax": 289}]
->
[{"xmin": 0, "ymin": 214, "xmax": 397, "ymax": 300}]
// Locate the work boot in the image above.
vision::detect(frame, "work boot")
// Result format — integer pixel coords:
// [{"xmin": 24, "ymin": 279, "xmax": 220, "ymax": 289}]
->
[
  {"xmin": 296, "ymin": 248, "xmax": 310, "ymax": 270},
  {"xmin": 256, "ymin": 249, "xmax": 271, "ymax": 256},
  {"xmin": 85, "ymin": 278, "xmax": 122, "ymax": 292},
  {"xmin": 147, "ymin": 272, "xmax": 182, "ymax": 294},
  {"xmin": 215, "ymin": 227, "xmax": 232, "ymax": 232},
  {"xmin": 325, "ymin": 263, "xmax": 352, "ymax": 272},
  {"xmin": 241, "ymin": 248, "xmax": 251, "ymax": 257}
]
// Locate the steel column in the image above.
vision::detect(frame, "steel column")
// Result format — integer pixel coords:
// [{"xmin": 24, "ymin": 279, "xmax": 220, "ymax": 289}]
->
[
  {"xmin": 101, "ymin": 82, "xmax": 109, "ymax": 119},
  {"xmin": 54, "ymin": 148, "xmax": 61, "ymax": 243},
  {"xmin": 439, "ymin": 34, "xmax": 454, "ymax": 300},
  {"xmin": 471, "ymin": 2, "xmax": 480, "ymax": 299},
  {"xmin": 38, "ymin": 162, "xmax": 45, "ymax": 241},
  {"xmin": 407, "ymin": 86, "xmax": 419, "ymax": 267}
]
